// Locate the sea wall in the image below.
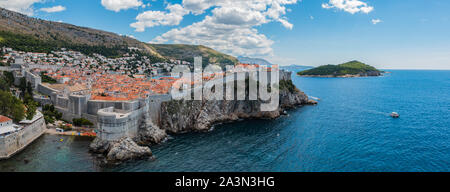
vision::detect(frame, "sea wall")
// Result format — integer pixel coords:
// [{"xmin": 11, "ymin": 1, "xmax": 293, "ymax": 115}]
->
[
  {"xmin": 0, "ymin": 116, "xmax": 46, "ymax": 159},
  {"xmin": 89, "ymin": 99, "xmax": 167, "ymax": 163}
]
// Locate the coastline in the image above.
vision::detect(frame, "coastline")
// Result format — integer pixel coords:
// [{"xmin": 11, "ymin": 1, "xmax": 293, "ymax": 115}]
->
[
  {"xmin": 44, "ymin": 128, "xmax": 96, "ymax": 137},
  {"xmin": 1, "ymin": 70, "xmax": 448, "ymax": 172},
  {"xmin": 90, "ymin": 71, "xmax": 318, "ymax": 164},
  {"xmin": 298, "ymin": 73, "xmax": 385, "ymax": 78}
]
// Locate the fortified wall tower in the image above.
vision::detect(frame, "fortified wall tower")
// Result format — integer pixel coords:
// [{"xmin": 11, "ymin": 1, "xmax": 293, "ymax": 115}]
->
[{"xmin": 95, "ymin": 94, "xmax": 172, "ymax": 142}]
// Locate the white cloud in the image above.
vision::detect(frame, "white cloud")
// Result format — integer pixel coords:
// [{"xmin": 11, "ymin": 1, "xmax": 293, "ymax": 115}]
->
[
  {"xmin": 0, "ymin": 0, "xmax": 43, "ymax": 16},
  {"xmin": 40, "ymin": 5, "xmax": 66, "ymax": 13},
  {"xmin": 101, "ymin": 0, "xmax": 143, "ymax": 12},
  {"xmin": 278, "ymin": 18, "xmax": 293, "ymax": 29},
  {"xmin": 371, "ymin": 18, "xmax": 382, "ymax": 25},
  {"xmin": 182, "ymin": 0, "xmax": 213, "ymax": 15},
  {"xmin": 130, "ymin": 4, "xmax": 189, "ymax": 32},
  {"xmin": 322, "ymin": 0, "xmax": 373, "ymax": 14},
  {"xmin": 151, "ymin": 16, "xmax": 274, "ymax": 57},
  {"xmin": 136, "ymin": 0, "xmax": 298, "ymax": 57}
]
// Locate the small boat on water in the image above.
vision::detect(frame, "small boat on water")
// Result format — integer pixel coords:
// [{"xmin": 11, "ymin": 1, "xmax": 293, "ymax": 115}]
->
[{"xmin": 390, "ymin": 112, "xmax": 400, "ymax": 118}]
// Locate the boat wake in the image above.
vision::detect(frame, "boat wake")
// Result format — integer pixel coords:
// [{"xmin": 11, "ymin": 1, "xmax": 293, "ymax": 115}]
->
[
  {"xmin": 346, "ymin": 106, "xmax": 390, "ymax": 117},
  {"xmin": 308, "ymin": 96, "xmax": 320, "ymax": 100}
]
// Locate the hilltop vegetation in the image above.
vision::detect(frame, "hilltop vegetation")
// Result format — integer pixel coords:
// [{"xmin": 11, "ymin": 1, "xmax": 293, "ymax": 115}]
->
[
  {"xmin": 0, "ymin": 30, "xmax": 132, "ymax": 57},
  {"xmin": 0, "ymin": 7, "xmax": 140, "ymax": 47},
  {"xmin": 297, "ymin": 60, "xmax": 381, "ymax": 77},
  {"xmin": 237, "ymin": 56, "xmax": 273, "ymax": 66},
  {"xmin": 0, "ymin": 7, "xmax": 238, "ymax": 65},
  {"xmin": 150, "ymin": 44, "xmax": 238, "ymax": 67}
]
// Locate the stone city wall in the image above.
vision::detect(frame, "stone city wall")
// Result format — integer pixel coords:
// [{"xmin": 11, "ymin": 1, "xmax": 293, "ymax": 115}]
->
[
  {"xmin": 87, "ymin": 100, "xmax": 139, "ymax": 115},
  {"xmin": 96, "ymin": 107, "xmax": 144, "ymax": 141},
  {"xmin": 147, "ymin": 94, "xmax": 172, "ymax": 125},
  {"xmin": 0, "ymin": 116, "xmax": 46, "ymax": 159}
]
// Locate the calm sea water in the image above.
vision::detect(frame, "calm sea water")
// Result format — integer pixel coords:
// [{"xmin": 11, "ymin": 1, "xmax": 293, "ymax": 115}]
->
[{"xmin": 1, "ymin": 70, "xmax": 449, "ymax": 172}]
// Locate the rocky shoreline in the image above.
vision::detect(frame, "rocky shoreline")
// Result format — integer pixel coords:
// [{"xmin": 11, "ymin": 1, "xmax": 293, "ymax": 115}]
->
[{"xmin": 160, "ymin": 88, "xmax": 316, "ymax": 134}]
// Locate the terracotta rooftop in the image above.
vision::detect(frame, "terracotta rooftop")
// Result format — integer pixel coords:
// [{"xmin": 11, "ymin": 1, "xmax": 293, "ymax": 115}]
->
[{"xmin": 0, "ymin": 115, "xmax": 12, "ymax": 123}]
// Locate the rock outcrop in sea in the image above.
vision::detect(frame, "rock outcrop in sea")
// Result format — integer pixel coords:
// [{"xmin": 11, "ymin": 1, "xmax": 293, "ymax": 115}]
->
[
  {"xmin": 90, "ymin": 137, "xmax": 153, "ymax": 163},
  {"xmin": 136, "ymin": 118, "xmax": 168, "ymax": 145},
  {"xmin": 89, "ymin": 114, "xmax": 167, "ymax": 163}
]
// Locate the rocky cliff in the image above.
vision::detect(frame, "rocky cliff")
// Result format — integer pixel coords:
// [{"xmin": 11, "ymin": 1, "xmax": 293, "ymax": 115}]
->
[
  {"xmin": 160, "ymin": 78, "xmax": 316, "ymax": 133},
  {"xmin": 90, "ymin": 72, "xmax": 316, "ymax": 164},
  {"xmin": 160, "ymin": 89, "xmax": 310, "ymax": 133}
]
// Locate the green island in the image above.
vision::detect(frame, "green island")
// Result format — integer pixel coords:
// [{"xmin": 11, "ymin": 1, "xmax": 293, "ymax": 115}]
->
[{"xmin": 297, "ymin": 60, "xmax": 382, "ymax": 77}]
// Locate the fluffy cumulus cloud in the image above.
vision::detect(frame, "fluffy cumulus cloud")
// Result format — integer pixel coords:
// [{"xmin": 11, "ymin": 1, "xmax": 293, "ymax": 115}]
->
[
  {"xmin": 101, "ymin": 0, "xmax": 143, "ymax": 12},
  {"xmin": 0, "ymin": 0, "xmax": 43, "ymax": 16},
  {"xmin": 151, "ymin": 16, "xmax": 274, "ymax": 56},
  {"xmin": 40, "ymin": 5, "xmax": 66, "ymax": 13},
  {"xmin": 135, "ymin": 0, "xmax": 298, "ymax": 57},
  {"xmin": 322, "ymin": 0, "xmax": 373, "ymax": 14},
  {"xmin": 130, "ymin": 4, "xmax": 189, "ymax": 32},
  {"xmin": 182, "ymin": 0, "xmax": 213, "ymax": 15}
]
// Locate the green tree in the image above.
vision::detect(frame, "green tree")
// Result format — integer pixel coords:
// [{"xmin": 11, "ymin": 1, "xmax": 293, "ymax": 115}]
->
[
  {"xmin": 0, "ymin": 90, "xmax": 25, "ymax": 122},
  {"xmin": 19, "ymin": 77, "xmax": 27, "ymax": 98},
  {"xmin": 0, "ymin": 76, "xmax": 9, "ymax": 91},
  {"xmin": 25, "ymin": 100, "xmax": 37, "ymax": 120},
  {"xmin": 42, "ymin": 104, "xmax": 62, "ymax": 124},
  {"xmin": 40, "ymin": 72, "xmax": 57, "ymax": 83},
  {"xmin": 3, "ymin": 71, "xmax": 14, "ymax": 85},
  {"xmin": 72, "ymin": 118, "xmax": 94, "ymax": 127},
  {"xmin": 27, "ymin": 81, "xmax": 33, "ymax": 96}
]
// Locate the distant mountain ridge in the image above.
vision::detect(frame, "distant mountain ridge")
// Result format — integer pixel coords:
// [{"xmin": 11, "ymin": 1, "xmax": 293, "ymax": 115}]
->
[
  {"xmin": 237, "ymin": 56, "xmax": 273, "ymax": 66},
  {"xmin": 297, "ymin": 60, "xmax": 382, "ymax": 77},
  {"xmin": 0, "ymin": 7, "xmax": 237, "ymax": 65}
]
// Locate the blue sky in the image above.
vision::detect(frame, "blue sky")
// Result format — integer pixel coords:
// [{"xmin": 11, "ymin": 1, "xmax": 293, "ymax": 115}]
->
[{"xmin": 2, "ymin": 0, "xmax": 450, "ymax": 69}]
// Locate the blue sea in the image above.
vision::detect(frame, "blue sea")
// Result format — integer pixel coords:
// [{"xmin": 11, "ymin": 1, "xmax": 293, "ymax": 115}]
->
[{"xmin": 0, "ymin": 70, "xmax": 449, "ymax": 172}]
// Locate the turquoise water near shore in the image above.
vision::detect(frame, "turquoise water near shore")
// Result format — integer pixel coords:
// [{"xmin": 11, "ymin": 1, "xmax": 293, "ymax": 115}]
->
[{"xmin": 1, "ymin": 70, "xmax": 449, "ymax": 172}]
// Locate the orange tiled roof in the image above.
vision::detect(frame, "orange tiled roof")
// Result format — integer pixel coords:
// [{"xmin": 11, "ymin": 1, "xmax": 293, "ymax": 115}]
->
[{"xmin": 0, "ymin": 115, "xmax": 12, "ymax": 123}]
